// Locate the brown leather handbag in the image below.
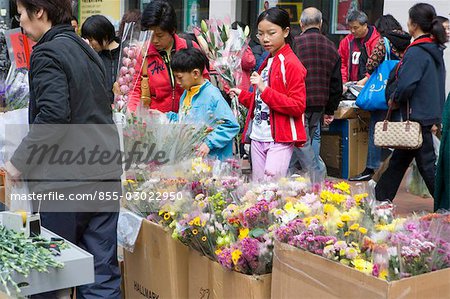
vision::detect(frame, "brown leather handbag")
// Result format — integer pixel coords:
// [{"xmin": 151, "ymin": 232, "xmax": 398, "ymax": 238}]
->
[{"xmin": 140, "ymin": 58, "xmax": 151, "ymax": 107}]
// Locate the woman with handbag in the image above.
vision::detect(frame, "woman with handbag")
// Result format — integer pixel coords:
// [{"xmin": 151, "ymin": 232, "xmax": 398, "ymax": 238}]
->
[
  {"xmin": 375, "ymin": 3, "xmax": 447, "ymax": 202},
  {"xmin": 350, "ymin": 15, "xmax": 410, "ymax": 181},
  {"xmin": 127, "ymin": 0, "xmax": 208, "ymax": 113}
]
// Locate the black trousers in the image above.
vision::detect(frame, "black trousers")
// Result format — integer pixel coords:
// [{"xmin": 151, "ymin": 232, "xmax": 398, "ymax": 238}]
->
[{"xmin": 375, "ymin": 125, "xmax": 436, "ymax": 201}]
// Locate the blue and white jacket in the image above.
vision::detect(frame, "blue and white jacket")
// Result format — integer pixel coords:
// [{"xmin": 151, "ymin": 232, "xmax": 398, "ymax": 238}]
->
[{"xmin": 167, "ymin": 80, "xmax": 239, "ymax": 160}]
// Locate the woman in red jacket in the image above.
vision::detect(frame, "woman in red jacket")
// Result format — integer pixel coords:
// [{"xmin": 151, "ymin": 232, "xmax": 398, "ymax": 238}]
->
[
  {"xmin": 127, "ymin": 0, "xmax": 208, "ymax": 113},
  {"xmin": 230, "ymin": 7, "xmax": 307, "ymax": 182}
]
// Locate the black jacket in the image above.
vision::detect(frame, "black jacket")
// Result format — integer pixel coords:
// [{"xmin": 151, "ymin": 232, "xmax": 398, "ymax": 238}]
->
[
  {"xmin": 11, "ymin": 25, "xmax": 122, "ymax": 193},
  {"xmin": 394, "ymin": 36, "xmax": 446, "ymax": 126},
  {"xmin": 98, "ymin": 41, "xmax": 121, "ymax": 103}
]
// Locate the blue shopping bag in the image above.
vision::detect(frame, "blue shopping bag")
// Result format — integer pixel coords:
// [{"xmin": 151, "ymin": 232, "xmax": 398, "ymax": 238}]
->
[{"xmin": 356, "ymin": 37, "xmax": 399, "ymax": 111}]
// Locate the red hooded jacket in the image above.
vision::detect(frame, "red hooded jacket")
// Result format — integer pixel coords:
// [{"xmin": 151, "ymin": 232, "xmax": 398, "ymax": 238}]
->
[
  {"xmin": 128, "ymin": 34, "xmax": 209, "ymax": 112},
  {"xmin": 338, "ymin": 27, "xmax": 380, "ymax": 83},
  {"xmin": 238, "ymin": 44, "xmax": 307, "ymax": 147}
]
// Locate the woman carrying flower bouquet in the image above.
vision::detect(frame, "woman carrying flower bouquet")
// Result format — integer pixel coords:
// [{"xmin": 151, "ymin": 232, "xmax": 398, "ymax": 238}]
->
[
  {"xmin": 230, "ymin": 7, "xmax": 307, "ymax": 182},
  {"xmin": 127, "ymin": 0, "xmax": 208, "ymax": 113}
]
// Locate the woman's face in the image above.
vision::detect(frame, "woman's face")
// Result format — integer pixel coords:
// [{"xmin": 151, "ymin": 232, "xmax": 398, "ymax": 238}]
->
[
  {"xmin": 443, "ymin": 21, "xmax": 450, "ymax": 42},
  {"xmin": 407, "ymin": 18, "xmax": 417, "ymax": 37},
  {"xmin": 257, "ymin": 19, "xmax": 289, "ymax": 56},
  {"xmin": 150, "ymin": 26, "xmax": 174, "ymax": 51},
  {"xmin": 87, "ymin": 38, "xmax": 103, "ymax": 52},
  {"xmin": 16, "ymin": 2, "xmax": 46, "ymax": 42}
]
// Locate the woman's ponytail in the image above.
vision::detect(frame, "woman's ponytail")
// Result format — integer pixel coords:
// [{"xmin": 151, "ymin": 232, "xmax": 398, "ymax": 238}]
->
[{"xmin": 432, "ymin": 17, "xmax": 448, "ymax": 45}]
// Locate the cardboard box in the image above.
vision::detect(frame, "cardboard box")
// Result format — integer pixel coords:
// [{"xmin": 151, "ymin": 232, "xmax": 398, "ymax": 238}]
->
[
  {"xmin": 119, "ymin": 259, "xmax": 126, "ymax": 299},
  {"xmin": 0, "ymin": 186, "xmax": 5, "ymax": 206},
  {"xmin": 321, "ymin": 118, "xmax": 369, "ymax": 179},
  {"xmin": 188, "ymin": 250, "xmax": 271, "ymax": 299},
  {"xmin": 334, "ymin": 107, "xmax": 370, "ymax": 119},
  {"xmin": 123, "ymin": 219, "xmax": 189, "ymax": 299},
  {"xmin": 271, "ymin": 240, "xmax": 450, "ymax": 299}
]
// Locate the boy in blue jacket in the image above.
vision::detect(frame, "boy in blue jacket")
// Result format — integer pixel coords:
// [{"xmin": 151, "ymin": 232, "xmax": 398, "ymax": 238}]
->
[{"xmin": 168, "ymin": 47, "xmax": 239, "ymax": 160}]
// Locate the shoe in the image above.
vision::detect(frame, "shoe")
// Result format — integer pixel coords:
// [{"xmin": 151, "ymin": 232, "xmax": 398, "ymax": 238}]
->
[{"xmin": 349, "ymin": 168, "xmax": 374, "ymax": 181}]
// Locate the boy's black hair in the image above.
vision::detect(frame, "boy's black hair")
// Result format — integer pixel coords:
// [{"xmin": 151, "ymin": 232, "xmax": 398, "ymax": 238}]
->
[
  {"xmin": 81, "ymin": 15, "xmax": 116, "ymax": 44},
  {"xmin": 171, "ymin": 47, "xmax": 206, "ymax": 73}
]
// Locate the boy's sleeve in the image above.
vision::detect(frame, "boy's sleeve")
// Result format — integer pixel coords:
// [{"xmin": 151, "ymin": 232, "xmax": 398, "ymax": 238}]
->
[
  {"xmin": 204, "ymin": 90, "xmax": 240, "ymax": 151},
  {"xmin": 166, "ymin": 111, "xmax": 179, "ymax": 122}
]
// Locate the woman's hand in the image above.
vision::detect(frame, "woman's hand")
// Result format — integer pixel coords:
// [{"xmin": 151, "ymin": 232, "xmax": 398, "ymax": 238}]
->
[
  {"xmin": 229, "ymin": 88, "xmax": 242, "ymax": 98},
  {"xmin": 250, "ymin": 72, "xmax": 265, "ymax": 93}
]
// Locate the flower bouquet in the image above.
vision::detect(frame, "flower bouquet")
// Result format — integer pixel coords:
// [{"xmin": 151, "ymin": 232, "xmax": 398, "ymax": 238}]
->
[
  {"xmin": 113, "ymin": 22, "xmax": 152, "ymax": 114},
  {"xmin": 194, "ymin": 18, "xmax": 250, "ymax": 129}
]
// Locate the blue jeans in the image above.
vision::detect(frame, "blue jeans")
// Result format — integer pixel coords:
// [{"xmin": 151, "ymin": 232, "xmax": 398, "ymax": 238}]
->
[
  {"xmin": 366, "ymin": 109, "xmax": 401, "ymax": 169},
  {"xmin": 289, "ymin": 111, "xmax": 327, "ymax": 182}
]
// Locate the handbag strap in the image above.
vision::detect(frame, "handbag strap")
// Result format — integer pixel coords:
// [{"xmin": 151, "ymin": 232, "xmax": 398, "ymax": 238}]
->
[
  {"xmin": 383, "ymin": 37, "xmax": 391, "ymax": 61},
  {"xmin": 384, "ymin": 98, "xmax": 411, "ymax": 121}
]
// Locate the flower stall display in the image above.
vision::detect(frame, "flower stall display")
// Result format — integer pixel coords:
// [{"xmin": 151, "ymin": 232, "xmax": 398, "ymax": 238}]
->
[{"xmin": 0, "ymin": 226, "xmax": 66, "ymax": 296}]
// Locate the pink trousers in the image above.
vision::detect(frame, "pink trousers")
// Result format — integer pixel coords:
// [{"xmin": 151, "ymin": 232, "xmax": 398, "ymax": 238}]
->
[{"xmin": 251, "ymin": 140, "xmax": 294, "ymax": 182}]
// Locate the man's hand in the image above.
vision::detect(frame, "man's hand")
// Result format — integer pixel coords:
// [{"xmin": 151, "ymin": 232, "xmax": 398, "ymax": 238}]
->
[
  {"xmin": 356, "ymin": 76, "xmax": 368, "ymax": 86},
  {"xmin": 5, "ymin": 161, "xmax": 21, "ymax": 180},
  {"xmin": 323, "ymin": 114, "xmax": 334, "ymax": 126},
  {"xmin": 196, "ymin": 143, "xmax": 210, "ymax": 158},
  {"xmin": 250, "ymin": 72, "xmax": 265, "ymax": 93}
]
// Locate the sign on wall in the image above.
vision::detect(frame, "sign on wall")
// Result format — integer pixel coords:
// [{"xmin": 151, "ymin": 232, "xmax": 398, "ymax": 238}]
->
[
  {"xmin": 79, "ymin": 0, "xmax": 122, "ymax": 29},
  {"xmin": 331, "ymin": 0, "xmax": 363, "ymax": 34}
]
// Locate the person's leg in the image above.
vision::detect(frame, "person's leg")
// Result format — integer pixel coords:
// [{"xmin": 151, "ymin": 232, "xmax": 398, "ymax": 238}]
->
[
  {"xmin": 76, "ymin": 212, "xmax": 121, "ymax": 299},
  {"xmin": 265, "ymin": 142, "xmax": 294, "ymax": 180},
  {"xmin": 250, "ymin": 140, "xmax": 269, "ymax": 182},
  {"xmin": 296, "ymin": 112, "xmax": 325, "ymax": 181},
  {"xmin": 312, "ymin": 122, "xmax": 321, "ymax": 158},
  {"xmin": 375, "ymin": 148, "xmax": 415, "ymax": 201},
  {"xmin": 414, "ymin": 125, "xmax": 437, "ymax": 197},
  {"xmin": 289, "ymin": 111, "xmax": 313, "ymax": 174}
]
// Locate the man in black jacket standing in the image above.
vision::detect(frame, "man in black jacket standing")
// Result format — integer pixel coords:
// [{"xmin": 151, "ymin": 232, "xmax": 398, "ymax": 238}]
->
[
  {"xmin": 289, "ymin": 7, "xmax": 342, "ymax": 181},
  {"xmin": 5, "ymin": 0, "xmax": 122, "ymax": 297}
]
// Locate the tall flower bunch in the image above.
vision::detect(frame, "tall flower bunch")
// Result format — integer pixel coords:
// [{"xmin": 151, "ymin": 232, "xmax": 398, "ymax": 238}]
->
[
  {"xmin": 113, "ymin": 23, "xmax": 152, "ymax": 113},
  {"xmin": 193, "ymin": 18, "xmax": 250, "ymax": 123}
]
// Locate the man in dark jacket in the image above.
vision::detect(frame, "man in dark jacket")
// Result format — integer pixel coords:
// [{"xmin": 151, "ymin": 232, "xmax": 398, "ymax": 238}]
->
[
  {"xmin": 5, "ymin": 0, "xmax": 122, "ymax": 297},
  {"xmin": 289, "ymin": 7, "xmax": 343, "ymax": 180}
]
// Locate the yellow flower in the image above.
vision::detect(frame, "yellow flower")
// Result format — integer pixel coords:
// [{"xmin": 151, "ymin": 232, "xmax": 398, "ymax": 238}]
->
[
  {"xmin": 337, "ymin": 221, "xmax": 344, "ymax": 228},
  {"xmin": 349, "ymin": 223, "xmax": 360, "ymax": 231},
  {"xmin": 354, "ymin": 193, "xmax": 368, "ymax": 204},
  {"xmin": 323, "ymin": 204, "xmax": 337, "ymax": 215},
  {"xmin": 295, "ymin": 176, "xmax": 308, "ymax": 183},
  {"xmin": 348, "ymin": 207, "xmax": 363, "ymax": 221},
  {"xmin": 352, "ymin": 258, "xmax": 373, "ymax": 275},
  {"xmin": 189, "ymin": 216, "xmax": 201, "ymax": 226},
  {"xmin": 333, "ymin": 181, "xmax": 351, "ymax": 194},
  {"xmin": 379, "ymin": 269, "xmax": 388, "ymax": 280},
  {"xmin": 163, "ymin": 212, "xmax": 171, "ymax": 221},
  {"xmin": 340, "ymin": 213, "xmax": 351, "ymax": 222},
  {"xmin": 231, "ymin": 249, "xmax": 242, "ymax": 265},
  {"xmin": 284, "ymin": 202, "xmax": 295, "ymax": 212},
  {"xmin": 344, "ymin": 231, "xmax": 351, "ymax": 237},
  {"xmin": 192, "ymin": 229, "xmax": 198, "ymax": 235},
  {"xmin": 215, "ymin": 249, "xmax": 222, "ymax": 256},
  {"xmin": 238, "ymin": 228, "xmax": 249, "ymax": 240},
  {"xmin": 358, "ymin": 227, "xmax": 368, "ymax": 234},
  {"xmin": 294, "ymin": 202, "xmax": 311, "ymax": 215},
  {"xmin": 201, "ymin": 236, "xmax": 207, "ymax": 242}
]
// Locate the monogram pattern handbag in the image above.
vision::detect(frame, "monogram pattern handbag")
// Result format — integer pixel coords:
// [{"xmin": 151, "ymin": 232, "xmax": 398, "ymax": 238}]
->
[{"xmin": 374, "ymin": 99, "xmax": 423, "ymax": 149}]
